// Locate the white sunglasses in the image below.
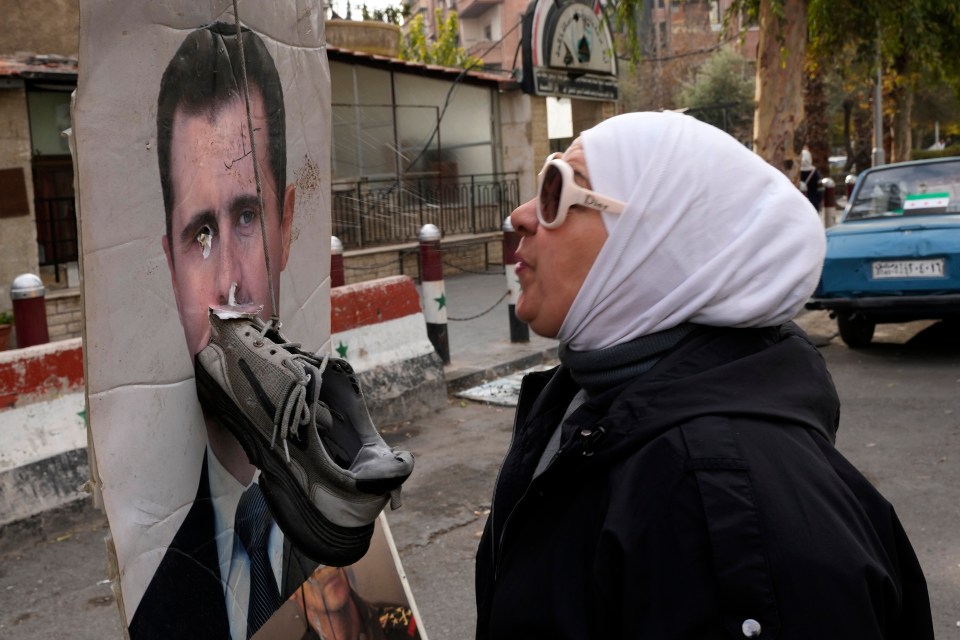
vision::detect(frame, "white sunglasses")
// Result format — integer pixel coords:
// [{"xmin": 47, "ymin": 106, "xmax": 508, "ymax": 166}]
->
[{"xmin": 536, "ymin": 153, "xmax": 626, "ymax": 229}]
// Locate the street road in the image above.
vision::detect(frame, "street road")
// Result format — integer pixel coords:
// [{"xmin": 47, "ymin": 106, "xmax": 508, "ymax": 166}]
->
[
  {"xmin": 390, "ymin": 317, "xmax": 960, "ymax": 638},
  {"xmin": 1, "ymin": 316, "xmax": 958, "ymax": 638},
  {"xmin": 811, "ymin": 319, "xmax": 960, "ymax": 634}
]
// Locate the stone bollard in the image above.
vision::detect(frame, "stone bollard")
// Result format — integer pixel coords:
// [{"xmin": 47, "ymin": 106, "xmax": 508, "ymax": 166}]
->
[
  {"xmin": 10, "ymin": 273, "xmax": 49, "ymax": 348},
  {"xmin": 331, "ymin": 236, "xmax": 345, "ymax": 288},
  {"xmin": 821, "ymin": 177, "xmax": 837, "ymax": 227},
  {"xmin": 418, "ymin": 224, "xmax": 449, "ymax": 364},
  {"xmin": 502, "ymin": 217, "xmax": 529, "ymax": 342}
]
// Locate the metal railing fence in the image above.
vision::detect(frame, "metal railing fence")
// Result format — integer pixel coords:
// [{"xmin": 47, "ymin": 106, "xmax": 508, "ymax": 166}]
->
[
  {"xmin": 35, "ymin": 196, "xmax": 78, "ymax": 277},
  {"xmin": 332, "ymin": 172, "xmax": 520, "ymax": 248}
]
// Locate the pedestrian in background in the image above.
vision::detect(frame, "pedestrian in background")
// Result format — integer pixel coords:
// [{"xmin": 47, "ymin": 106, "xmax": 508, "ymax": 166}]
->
[
  {"xmin": 475, "ymin": 111, "xmax": 932, "ymax": 639},
  {"xmin": 800, "ymin": 146, "xmax": 822, "ymax": 211}
]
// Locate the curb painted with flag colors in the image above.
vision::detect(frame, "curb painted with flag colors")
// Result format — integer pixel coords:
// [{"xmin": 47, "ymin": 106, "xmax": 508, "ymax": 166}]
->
[
  {"xmin": 0, "ymin": 338, "xmax": 89, "ymax": 533},
  {"xmin": 0, "ymin": 338, "xmax": 84, "ymax": 410},
  {"xmin": 330, "ymin": 275, "xmax": 447, "ymax": 426},
  {"xmin": 0, "ymin": 279, "xmax": 446, "ymax": 533}
]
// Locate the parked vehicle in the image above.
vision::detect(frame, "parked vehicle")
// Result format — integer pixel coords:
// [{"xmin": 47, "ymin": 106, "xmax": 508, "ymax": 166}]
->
[{"xmin": 806, "ymin": 156, "xmax": 960, "ymax": 347}]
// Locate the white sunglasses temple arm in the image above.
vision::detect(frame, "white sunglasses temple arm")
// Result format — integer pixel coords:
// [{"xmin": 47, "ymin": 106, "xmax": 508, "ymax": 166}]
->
[{"xmin": 575, "ymin": 189, "xmax": 626, "ymax": 215}]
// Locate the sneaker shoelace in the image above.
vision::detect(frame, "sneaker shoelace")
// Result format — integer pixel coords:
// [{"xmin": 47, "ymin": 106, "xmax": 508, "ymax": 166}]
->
[{"xmin": 256, "ymin": 319, "xmax": 330, "ymax": 463}]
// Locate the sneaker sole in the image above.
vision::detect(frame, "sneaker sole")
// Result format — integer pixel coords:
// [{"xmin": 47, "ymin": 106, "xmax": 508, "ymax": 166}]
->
[{"xmin": 195, "ymin": 360, "xmax": 374, "ymax": 566}]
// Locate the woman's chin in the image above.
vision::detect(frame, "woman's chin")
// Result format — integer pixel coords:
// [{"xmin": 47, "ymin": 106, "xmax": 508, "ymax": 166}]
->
[
  {"xmin": 516, "ymin": 304, "xmax": 559, "ymax": 339},
  {"xmin": 514, "ymin": 303, "xmax": 535, "ymax": 330},
  {"xmin": 527, "ymin": 316, "xmax": 560, "ymax": 339}
]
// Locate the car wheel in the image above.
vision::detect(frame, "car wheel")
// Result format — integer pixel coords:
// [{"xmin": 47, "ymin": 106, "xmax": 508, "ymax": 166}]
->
[{"xmin": 837, "ymin": 313, "xmax": 875, "ymax": 348}]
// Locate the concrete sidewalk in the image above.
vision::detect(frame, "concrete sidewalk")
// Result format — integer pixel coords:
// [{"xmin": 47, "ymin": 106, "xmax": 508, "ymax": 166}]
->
[{"xmin": 433, "ymin": 270, "xmax": 559, "ymax": 390}]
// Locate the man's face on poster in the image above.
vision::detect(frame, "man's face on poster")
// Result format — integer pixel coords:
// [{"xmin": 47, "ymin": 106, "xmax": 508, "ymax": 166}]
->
[{"xmin": 162, "ymin": 90, "xmax": 294, "ymax": 357}]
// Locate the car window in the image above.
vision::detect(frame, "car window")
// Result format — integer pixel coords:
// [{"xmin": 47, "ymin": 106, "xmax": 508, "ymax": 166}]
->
[{"xmin": 846, "ymin": 159, "xmax": 960, "ymax": 221}]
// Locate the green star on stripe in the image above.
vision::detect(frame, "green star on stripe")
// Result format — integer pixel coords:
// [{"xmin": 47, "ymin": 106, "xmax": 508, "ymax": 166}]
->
[
  {"xmin": 434, "ymin": 293, "xmax": 446, "ymax": 310},
  {"xmin": 335, "ymin": 341, "xmax": 349, "ymax": 358}
]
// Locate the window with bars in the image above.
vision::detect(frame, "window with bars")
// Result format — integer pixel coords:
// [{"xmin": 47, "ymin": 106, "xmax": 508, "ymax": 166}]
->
[{"xmin": 27, "ymin": 88, "xmax": 78, "ymax": 273}]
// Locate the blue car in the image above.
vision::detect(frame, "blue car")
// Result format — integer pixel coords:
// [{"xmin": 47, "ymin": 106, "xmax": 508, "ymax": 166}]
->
[{"xmin": 806, "ymin": 156, "xmax": 960, "ymax": 347}]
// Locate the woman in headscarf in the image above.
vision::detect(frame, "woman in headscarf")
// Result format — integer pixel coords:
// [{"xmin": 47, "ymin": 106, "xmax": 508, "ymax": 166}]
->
[{"xmin": 475, "ymin": 112, "xmax": 932, "ymax": 639}]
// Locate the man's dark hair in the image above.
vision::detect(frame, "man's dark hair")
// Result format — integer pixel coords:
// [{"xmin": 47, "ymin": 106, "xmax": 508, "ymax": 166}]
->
[{"xmin": 157, "ymin": 22, "xmax": 286, "ymax": 243}]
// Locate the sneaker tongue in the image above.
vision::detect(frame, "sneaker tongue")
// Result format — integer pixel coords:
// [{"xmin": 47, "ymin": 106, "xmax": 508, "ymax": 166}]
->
[
  {"xmin": 314, "ymin": 402, "xmax": 333, "ymax": 431},
  {"xmin": 305, "ymin": 365, "xmax": 319, "ymax": 403},
  {"xmin": 303, "ymin": 365, "xmax": 333, "ymax": 434}
]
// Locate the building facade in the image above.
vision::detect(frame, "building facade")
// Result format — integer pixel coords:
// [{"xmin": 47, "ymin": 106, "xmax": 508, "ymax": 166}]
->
[
  {"xmin": 0, "ymin": 8, "xmax": 544, "ymax": 344},
  {"xmin": 0, "ymin": 0, "xmax": 81, "ymax": 344},
  {"xmin": 404, "ymin": 0, "xmax": 759, "ymax": 113}
]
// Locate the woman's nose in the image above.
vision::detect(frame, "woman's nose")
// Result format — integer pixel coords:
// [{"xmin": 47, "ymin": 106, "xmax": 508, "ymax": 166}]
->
[{"xmin": 510, "ymin": 198, "xmax": 539, "ymax": 236}]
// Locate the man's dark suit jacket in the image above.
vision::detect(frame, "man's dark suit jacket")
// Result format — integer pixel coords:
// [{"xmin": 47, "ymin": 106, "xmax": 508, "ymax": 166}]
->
[{"xmin": 128, "ymin": 452, "xmax": 317, "ymax": 639}]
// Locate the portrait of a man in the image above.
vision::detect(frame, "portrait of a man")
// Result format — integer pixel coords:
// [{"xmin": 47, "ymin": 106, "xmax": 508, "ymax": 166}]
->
[
  {"xmin": 294, "ymin": 565, "xmax": 421, "ymax": 640},
  {"xmin": 128, "ymin": 23, "xmax": 316, "ymax": 639},
  {"xmin": 74, "ymin": 6, "xmax": 420, "ymax": 637}
]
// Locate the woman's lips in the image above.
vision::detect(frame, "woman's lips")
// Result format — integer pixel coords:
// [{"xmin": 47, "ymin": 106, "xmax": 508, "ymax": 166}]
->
[{"xmin": 514, "ymin": 257, "xmax": 529, "ymax": 275}]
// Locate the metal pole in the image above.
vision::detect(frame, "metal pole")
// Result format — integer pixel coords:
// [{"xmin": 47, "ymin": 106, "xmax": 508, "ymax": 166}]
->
[
  {"xmin": 872, "ymin": 46, "xmax": 885, "ymax": 167},
  {"xmin": 330, "ymin": 236, "xmax": 345, "ymax": 288},
  {"xmin": 356, "ymin": 184, "xmax": 365, "ymax": 248},
  {"xmin": 10, "ymin": 273, "xmax": 49, "ymax": 348},
  {"xmin": 435, "ymin": 107, "xmax": 443, "ymax": 235},
  {"xmin": 821, "ymin": 177, "xmax": 836, "ymax": 228},
  {"xmin": 390, "ymin": 72, "xmax": 401, "ymax": 181},
  {"xmin": 502, "ymin": 217, "xmax": 529, "ymax": 342},
  {"xmin": 845, "ymin": 174, "xmax": 857, "ymax": 200},
  {"xmin": 352, "ymin": 68, "xmax": 365, "ymax": 175},
  {"xmin": 418, "ymin": 224, "xmax": 450, "ymax": 364},
  {"xmin": 470, "ymin": 175, "xmax": 476, "ymax": 233}
]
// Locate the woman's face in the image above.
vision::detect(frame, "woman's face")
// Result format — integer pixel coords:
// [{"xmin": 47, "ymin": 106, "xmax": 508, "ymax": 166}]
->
[{"xmin": 510, "ymin": 139, "xmax": 608, "ymax": 338}]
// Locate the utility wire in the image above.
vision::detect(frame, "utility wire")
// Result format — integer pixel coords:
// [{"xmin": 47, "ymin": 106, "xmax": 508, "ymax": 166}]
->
[
  {"xmin": 232, "ymin": 0, "xmax": 279, "ymax": 323},
  {"xmin": 399, "ymin": 16, "xmax": 523, "ymax": 175}
]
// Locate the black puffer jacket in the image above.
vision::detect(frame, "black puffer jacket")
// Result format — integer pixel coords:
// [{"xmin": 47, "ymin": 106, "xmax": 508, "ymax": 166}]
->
[{"xmin": 476, "ymin": 324, "xmax": 932, "ymax": 639}]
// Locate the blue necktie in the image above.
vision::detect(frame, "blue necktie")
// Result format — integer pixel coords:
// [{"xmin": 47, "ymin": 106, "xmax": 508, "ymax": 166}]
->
[{"xmin": 235, "ymin": 483, "xmax": 280, "ymax": 638}]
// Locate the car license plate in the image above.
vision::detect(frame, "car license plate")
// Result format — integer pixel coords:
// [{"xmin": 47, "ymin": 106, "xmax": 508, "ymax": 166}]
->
[{"xmin": 871, "ymin": 259, "xmax": 945, "ymax": 279}]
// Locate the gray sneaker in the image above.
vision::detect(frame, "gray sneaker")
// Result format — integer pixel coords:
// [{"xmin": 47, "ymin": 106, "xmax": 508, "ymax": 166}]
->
[{"xmin": 194, "ymin": 307, "xmax": 414, "ymax": 566}]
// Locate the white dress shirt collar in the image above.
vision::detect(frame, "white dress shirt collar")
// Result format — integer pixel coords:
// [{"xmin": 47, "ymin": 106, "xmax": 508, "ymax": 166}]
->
[{"xmin": 206, "ymin": 444, "xmax": 284, "ymax": 640}]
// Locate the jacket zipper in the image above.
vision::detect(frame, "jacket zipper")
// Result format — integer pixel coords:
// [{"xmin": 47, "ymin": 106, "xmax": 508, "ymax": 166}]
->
[
  {"xmin": 492, "ymin": 426, "xmax": 580, "ymax": 581},
  {"xmin": 488, "ymin": 381, "xmax": 529, "ymax": 579}
]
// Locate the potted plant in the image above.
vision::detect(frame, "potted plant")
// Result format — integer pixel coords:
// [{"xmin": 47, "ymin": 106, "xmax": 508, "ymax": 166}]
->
[{"xmin": 0, "ymin": 310, "xmax": 12, "ymax": 351}]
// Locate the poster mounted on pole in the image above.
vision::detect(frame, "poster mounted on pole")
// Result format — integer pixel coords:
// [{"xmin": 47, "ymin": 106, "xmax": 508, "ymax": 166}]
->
[{"xmin": 74, "ymin": 1, "xmax": 424, "ymax": 637}]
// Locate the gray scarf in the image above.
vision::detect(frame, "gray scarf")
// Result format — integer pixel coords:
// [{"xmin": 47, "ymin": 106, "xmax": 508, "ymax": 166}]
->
[{"xmin": 559, "ymin": 324, "xmax": 696, "ymax": 395}]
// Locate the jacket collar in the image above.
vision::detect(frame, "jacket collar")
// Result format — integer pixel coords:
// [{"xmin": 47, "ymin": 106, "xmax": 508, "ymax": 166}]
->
[{"xmin": 516, "ymin": 324, "xmax": 839, "ymax": 464}]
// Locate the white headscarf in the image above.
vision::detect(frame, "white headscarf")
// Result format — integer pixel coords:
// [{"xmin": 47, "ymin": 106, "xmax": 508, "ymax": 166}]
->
[{"xmin": 557, "ymin": 111, "xmax": 824, "ymax": 351}]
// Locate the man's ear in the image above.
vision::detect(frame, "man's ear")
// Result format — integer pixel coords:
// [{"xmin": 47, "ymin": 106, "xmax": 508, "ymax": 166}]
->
[
  {"xmin": 162, "ymin": 234, "xmax": 183, "ymax": 314},
  {"xmin": 280, "ymin": 184, "xmax": 295, "ymax": 271}
]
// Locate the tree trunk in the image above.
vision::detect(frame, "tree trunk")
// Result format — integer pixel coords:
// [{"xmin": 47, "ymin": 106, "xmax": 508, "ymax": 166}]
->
[
  {"xmin": 891, "ymin": 80, "xmax": 914, "ymax": 163},
  {"xmin": 753, "ymin": 0, "xmax": 808, "ymax": 183},
  {"xmin": 852, "ymin": 96, "xmax": 872, "ymax": 173},
  {"xmin": 803, "ymin": 51, "xmax": 829, "ymax": 176},
  {"xmin": 842, "ymin": 98, "xmax": 854, "ymax": 172}
]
